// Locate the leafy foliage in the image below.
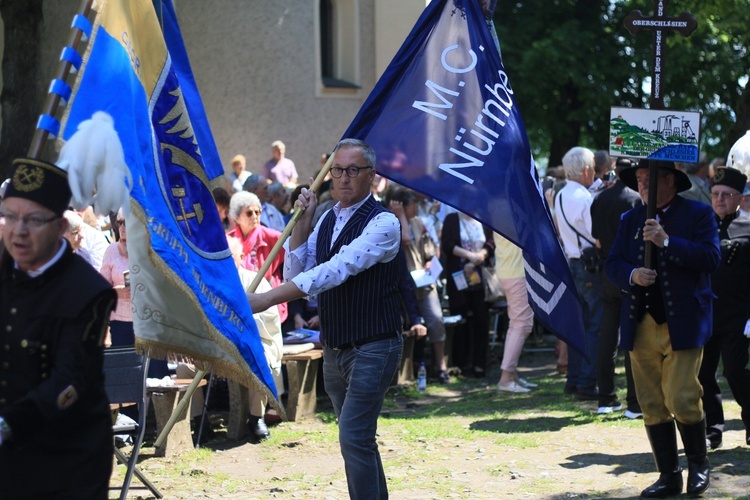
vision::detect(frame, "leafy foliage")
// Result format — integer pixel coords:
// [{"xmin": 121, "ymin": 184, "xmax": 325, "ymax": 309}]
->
[{"xmin": 493, "ymin": 0, "xmax": 750, "ymax": 165}]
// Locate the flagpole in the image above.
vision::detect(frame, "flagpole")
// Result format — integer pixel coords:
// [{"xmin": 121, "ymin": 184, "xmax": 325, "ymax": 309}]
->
[
  {"xmin": 27, "ymin": 0, "xmax": 95, "ymax": 159},
  {"xmin": 247, "ymin": 151, "xmax": 336, "ymax": 293}
]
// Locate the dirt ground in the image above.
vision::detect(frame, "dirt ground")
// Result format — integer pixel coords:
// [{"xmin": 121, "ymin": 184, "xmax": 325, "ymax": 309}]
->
[{"xmin": 114, "ymin": 349, "xmax": 750, "ymax": 499}]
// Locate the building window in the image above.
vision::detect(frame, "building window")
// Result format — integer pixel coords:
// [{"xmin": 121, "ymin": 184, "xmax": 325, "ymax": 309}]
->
[
  {"xmin": 316, "ymin": 0, "xmax": 360, "ymax": 95},
  {"xmin": 320, "ymin": 0, "xmax": 335, "ymax": 81}
]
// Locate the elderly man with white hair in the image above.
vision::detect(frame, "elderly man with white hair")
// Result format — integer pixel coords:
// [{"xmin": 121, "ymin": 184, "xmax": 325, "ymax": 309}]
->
[{"xmin": 553, "ymin": 146, "xmax": 603, "ymax": 401}]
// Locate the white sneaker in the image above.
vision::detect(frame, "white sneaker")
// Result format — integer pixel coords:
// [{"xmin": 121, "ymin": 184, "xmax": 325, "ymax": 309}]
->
[
  {"xmin": 497, "ymin": 381, "xmax": 531, "ymax": 393},
  {"xmin": 624, "ymin": 409, "xmax": 643, "ymax": 419},
  {"xmin": 518, "ymin": 378, "xmax": 538, "ymax": 389},
  {"xmin": 597, "ymin": 403, "xmax": 623, "ymax": 414}
]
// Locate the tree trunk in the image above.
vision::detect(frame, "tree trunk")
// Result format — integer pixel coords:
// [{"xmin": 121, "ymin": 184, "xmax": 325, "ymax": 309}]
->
[
  {"xmin": 0, "ymin": 0, "xmax": 44, "ymax": 178},
  {"xmin": 726, "ymin": 81, "xmax": 750, "ymax": 158},
  {"xmin": 548, "ymin": 83, "xmax": 583, "ymax": 167},
  {"xmin": 549, "ymin": 122, "xmax": 582, "ymax": 169}
]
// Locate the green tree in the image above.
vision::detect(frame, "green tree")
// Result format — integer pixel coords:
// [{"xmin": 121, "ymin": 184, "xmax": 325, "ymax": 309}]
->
[
  {"xmin": 494, "ymin": 0, "xmax": 750, "ymax": 166},
  {"xmin": 660, "ymin": 0, "xmax": 750, "ymax": 157}
]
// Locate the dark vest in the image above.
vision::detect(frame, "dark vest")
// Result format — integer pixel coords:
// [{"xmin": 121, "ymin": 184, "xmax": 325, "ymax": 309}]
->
[{"xmin": 316, "ymin": 196, "xmax": 402, "ymax": 348}]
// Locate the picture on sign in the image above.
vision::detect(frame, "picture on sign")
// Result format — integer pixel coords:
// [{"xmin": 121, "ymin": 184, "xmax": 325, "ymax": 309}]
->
[{"xmin": 609, "ymin": 106, "xmax": 701, "ymax": 163}]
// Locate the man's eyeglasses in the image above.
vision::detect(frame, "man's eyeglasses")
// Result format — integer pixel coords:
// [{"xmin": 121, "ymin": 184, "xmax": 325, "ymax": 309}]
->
[
  {"xmin": 710, "ymin": 192, "xmax": 742, "ymax": 200},
  {"xmin": 0, "ymin": 212, "xmax": 60, "ymax": 229},
  {"xmin": 330, "ymin": 166, "xmax": 372, "ymax": 178}
]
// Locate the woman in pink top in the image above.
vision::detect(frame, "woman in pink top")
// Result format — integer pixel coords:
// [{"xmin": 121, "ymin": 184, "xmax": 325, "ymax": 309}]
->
[
  {"xmin": 99, "ymin": 213, "xmax": 133, "ymax": 346},
  {"xmin": 226, "ymin": 191, "xmax": 287, "ymax": 321},
  {"xmin": 100, "ymin": 213, "xmax": 170, "ymax": 378}
]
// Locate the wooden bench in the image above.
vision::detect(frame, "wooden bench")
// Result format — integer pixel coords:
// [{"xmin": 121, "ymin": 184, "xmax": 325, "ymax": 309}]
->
[
  {"xmin": 283, "ymin": 349, "xmax": 323, "ymax": 421},
  {"xmin": 227, "ymin": 348, "xmax": 324, "ymax": 440},
  {"xmin": 148, "ymin": 378, "xmax": 206, "ymax": 457}
]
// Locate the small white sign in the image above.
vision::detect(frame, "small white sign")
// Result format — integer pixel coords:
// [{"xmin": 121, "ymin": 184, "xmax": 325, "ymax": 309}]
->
[
  {"xmin": 410, "ymin": 256, "xmax": 443, "ymax": 288},
  {"xmin": 610, "ymin": 107, "xmax": 701, "ymax": 163}
]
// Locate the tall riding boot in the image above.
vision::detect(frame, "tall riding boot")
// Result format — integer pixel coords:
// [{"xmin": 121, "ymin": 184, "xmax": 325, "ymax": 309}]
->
[
  {"xmin": 642, "ymin": 420, "xmax": 683, "ymax": 498},
  {"xmin": 676, "ymin": 418, "xmax": 710, "ymax": 495}
]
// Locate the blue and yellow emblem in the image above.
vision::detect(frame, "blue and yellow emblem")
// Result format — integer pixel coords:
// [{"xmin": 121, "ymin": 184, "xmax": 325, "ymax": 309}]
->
[{"xmin": 59, "ymin": 0, "xmax": 279, "ymax": 403}]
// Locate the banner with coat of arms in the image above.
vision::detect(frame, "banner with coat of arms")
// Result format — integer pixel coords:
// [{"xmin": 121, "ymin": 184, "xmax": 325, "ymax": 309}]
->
[{"xmin": 59, "ymin": 0, "xmax": 279, "ymax": 405}]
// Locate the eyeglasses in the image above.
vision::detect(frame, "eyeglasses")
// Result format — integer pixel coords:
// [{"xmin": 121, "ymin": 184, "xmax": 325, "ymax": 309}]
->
[
  {"xmin": 710, "ymin": 191, "xmax": 742, "ymax": 200},
  {"xmin": 244, "ymin": 209, "xmax": 261, "ymax": 216},
  {"xmin": 115, "ymin": 220, "xmax": 126, "ymax": 227},
  {"xmin": 68, "ymin": 229, "xmax": 81, "ymax": 237},
  {"xmin": 0, "ymin": 212, "xmax": 60, "ymax": 229},
  {"xmin": 330, "ymin": 166, "xmax": 372, "ymax": 178}
]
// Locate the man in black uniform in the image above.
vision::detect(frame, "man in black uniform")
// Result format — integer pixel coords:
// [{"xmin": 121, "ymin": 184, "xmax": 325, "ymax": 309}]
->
[
  {"xmin": 0, "ymin": 158, "xmax": 116, "ymax": 499},
  {"xmin": 699, "ymin": 166, "xmax": 750, "ymax": 450}
]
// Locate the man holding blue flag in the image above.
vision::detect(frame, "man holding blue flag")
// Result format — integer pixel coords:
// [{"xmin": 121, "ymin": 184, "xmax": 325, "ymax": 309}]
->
[{"xmin": 250, "ymin": 139, "xmax": 403, "ymax": 499}]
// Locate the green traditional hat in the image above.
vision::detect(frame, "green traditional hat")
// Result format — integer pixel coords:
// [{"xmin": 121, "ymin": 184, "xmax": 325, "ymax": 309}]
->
[
  {"xmin": 712, "ymin": 167, "xmax": 747, "ymax": 194},
  {"xmin": 2, "ymin": 158, "xmax": 72, "ymax": 216},
  {"xmin": 619, "ymin": 159, "xmax": 692, "ymax": 193}
]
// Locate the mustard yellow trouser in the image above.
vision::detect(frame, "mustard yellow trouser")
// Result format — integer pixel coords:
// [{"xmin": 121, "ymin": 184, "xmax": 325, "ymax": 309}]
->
[{"xmin": 630, "ymin": 314, "xmax": 704, "ymax": 426}]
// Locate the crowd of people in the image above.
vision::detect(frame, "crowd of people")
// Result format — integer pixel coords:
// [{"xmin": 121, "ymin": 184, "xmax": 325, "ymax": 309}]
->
[
  {"xmin": 221, "ymin": 140, "xmax": 539, "ymax": 391},
  {"xmin": 221, "ymin": 138, "xmax": 750, "ymax": 497},
  {"xmin": 1, "ymin": 134, "xmax": 749, "ymax": 498}
]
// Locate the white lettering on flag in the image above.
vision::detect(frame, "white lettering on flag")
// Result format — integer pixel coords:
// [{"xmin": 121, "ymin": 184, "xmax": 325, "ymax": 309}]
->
[{"xmin": 523, "ymin": 258, "xmax": 566, "ymax": 314}]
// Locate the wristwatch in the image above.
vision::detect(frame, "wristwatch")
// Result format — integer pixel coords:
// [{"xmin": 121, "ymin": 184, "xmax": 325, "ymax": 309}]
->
[{"xmin": 663, "ymin": 237, "xmax": 670, "ymax": 248}]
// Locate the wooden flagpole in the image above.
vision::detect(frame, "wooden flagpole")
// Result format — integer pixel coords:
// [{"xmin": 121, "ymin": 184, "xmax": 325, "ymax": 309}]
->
[
  {"xmin": 27, "ymin": 0, "xmax": 95, "ymax": 159},
  {"xmin": 247, "ymin": 151, "xmax": 336, "ymax": 293}
]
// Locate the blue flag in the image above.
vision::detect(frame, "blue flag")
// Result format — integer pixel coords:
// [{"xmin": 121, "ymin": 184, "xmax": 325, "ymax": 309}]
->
[
  {"xmin": 343, "ymin": 0, "xmax": 586, "ymax": 356},
  {"xmin": 60, "ymin": 0, "xmax": 279, "ymax": 403}
]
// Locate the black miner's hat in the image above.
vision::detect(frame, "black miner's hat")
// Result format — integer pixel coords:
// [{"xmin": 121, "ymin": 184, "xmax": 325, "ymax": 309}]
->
[
  {"xmin": 2, "ymin": 158, "xmax": 72, "ymax": 216},
  {"xmin": 712, "ymin": 167, "xmax": 747, "ymax": 194}
]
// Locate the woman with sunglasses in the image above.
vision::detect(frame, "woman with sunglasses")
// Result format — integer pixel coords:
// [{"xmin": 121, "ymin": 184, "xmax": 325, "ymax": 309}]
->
[{"xmin": 227, "ymin": 191, "xmax": 287, "ymax": 322}]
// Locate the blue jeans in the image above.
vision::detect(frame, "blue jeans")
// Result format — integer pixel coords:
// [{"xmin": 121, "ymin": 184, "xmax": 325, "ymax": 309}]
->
[
  {"xmin": 323, "ymin": 334, "xmax": 402, "ymax": 500},
  {"xmin": 566, "ymin": 259, "xmax": 602, "ymax": 392}
]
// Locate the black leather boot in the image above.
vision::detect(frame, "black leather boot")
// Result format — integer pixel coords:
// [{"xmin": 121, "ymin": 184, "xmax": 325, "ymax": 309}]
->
[
  {"xmin": 642, "ymin": 420, "xmax": 683, "ymax": 498},
  {"xmin": 677, "ymin": 418, "xmax": 710, "ymax": 496}
]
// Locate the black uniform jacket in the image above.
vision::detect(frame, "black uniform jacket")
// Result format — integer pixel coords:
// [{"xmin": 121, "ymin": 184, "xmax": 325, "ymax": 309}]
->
[
  {"xmin": 0, "ymin": 245, "xmax": 116, "ymax": 497},
  {"xmin": 713, "ymin": 211, "xmax": 750, "ymax": 334}
]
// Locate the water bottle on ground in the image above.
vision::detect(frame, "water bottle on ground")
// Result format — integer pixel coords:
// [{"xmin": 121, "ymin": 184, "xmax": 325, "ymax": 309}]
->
[{"xmin": 417, "ymin": 362, "xmax": 427, "ymax": 393}]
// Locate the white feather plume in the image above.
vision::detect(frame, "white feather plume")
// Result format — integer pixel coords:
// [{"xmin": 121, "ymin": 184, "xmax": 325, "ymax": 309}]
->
[
  {"xmin": 726, "ymin": 130, "xmax": 750, "ymax": 179},
  {"xmin": 56, "ymin": 111, "xmax": 133, "ymax": 215}
]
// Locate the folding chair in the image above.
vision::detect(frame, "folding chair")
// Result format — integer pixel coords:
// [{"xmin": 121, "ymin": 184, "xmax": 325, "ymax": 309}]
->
[{"xmin": 104, "ymin": 346, "xmax": 163, "ymax": 499}]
